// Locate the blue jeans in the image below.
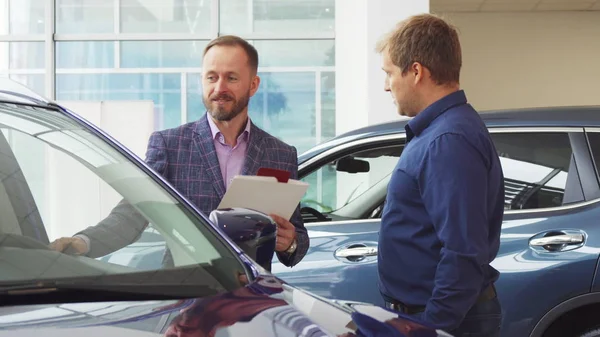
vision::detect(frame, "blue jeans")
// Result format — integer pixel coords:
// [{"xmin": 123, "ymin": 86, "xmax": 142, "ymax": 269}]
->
[{"xmin": 447, "ymin": 297, "xmax": 502, "ymax": 337}]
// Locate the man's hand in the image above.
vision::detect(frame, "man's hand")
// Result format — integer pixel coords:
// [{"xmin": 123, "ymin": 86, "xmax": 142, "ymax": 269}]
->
[
  {"xmin": 48, "ymin": 237, "xmax": 88, "ymax": 255},
  {"xmin": 270, "ymin": 214, "xmax": 297, "ymax": 253},
  {"xmin": 236, "ymin": 271, "xmax": 249, "ymax": 286}
]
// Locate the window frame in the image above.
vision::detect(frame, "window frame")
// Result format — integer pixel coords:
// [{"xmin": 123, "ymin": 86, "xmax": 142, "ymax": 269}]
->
[{"xmin": 299, "ymin": 126, "xmax": 600, "ymax": 223}]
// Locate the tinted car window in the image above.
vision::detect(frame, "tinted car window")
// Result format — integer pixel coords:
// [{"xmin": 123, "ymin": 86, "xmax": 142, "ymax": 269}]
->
[
  {"xmin": 586, "ymin": 132, "xmax": 600, "ymax": 181},
  {"xmin": 491, "ymin": 132, "xmax": 575, "ymax": 210}
]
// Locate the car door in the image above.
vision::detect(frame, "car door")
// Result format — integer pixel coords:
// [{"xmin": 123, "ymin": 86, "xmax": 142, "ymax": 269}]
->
[
  {"xmin": 487, "ymin": 127, "xmax": 600, "ymax": 337},
  {"xmin": 272, "ymin": 134, "xmax": 405, "ymax": 307}
]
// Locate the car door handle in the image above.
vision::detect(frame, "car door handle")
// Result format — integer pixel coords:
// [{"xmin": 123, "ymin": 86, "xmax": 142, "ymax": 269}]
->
[
  {"xmin": 335, "ymin": 246, "xmax": 378, "ymax": 259},
  {"xmin": 529, "ymin": 233, "xmax": 584, "ymax": 247}
]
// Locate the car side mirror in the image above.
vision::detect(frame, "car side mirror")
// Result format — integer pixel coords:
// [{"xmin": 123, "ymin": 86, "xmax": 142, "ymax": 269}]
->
[
  {"xmin": 336, "ymin": 156, "xmax": 370, "ymax": 173},
  {"xmin": 209, "ymin": 208, "xmax": 277, "ymax": 272}
]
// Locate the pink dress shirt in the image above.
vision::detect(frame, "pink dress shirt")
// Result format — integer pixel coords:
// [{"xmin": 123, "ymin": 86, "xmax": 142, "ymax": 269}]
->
[{"xmin": 207, "ymin": 115, "xmax": 251, "ymax": 190}]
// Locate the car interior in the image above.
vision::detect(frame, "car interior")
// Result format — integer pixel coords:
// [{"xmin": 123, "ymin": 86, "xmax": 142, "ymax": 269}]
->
[
  {"xmin": 491, "ymin": 132, "xmax": 582, "ymax": 209},
  {"xmin": 299, "ymin": 143, "xmax": 404, "ymax": 223}
]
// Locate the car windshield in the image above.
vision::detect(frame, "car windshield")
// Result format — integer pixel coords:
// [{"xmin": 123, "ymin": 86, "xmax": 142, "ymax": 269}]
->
[{"xmin": 0, "ymin": 100, "xmax": 244, "ymax": 293}]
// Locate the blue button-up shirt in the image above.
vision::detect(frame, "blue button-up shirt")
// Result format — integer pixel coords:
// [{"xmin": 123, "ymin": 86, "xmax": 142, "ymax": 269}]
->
[{"xmin": 378, "ymin": 90, "xmax": 504, "ymax": 331}]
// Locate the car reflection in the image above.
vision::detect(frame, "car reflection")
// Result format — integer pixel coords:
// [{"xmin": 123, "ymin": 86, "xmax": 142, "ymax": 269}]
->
[
  {"xmin": 341, "ymin": 304, "xmax": 446, "ymax": 337},
  {"xmin": 162, "ymin": 275, "xmax": 331, "ymax": 337},
  {"xmin": 158, "ymin": 274, "xmax": 445, "ymax": 337}
]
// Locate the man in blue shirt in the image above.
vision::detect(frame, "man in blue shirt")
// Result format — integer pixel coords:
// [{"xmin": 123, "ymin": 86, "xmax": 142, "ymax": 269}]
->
[{"xmin": 375, "ymin": 14, "xmax": 504, "ymax": 336}]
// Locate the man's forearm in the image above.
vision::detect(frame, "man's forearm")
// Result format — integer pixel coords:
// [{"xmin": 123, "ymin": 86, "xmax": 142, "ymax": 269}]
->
[{"xmin": 76, "ymin": 199, "xmax": 149, "ymax": 258}]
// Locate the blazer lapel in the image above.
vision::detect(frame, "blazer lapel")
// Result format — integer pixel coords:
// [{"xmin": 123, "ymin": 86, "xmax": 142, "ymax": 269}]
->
[
  {"xmin": 192, "ymin": 114, "xmax": 226, "ymax": 199},
  {"xmin": 242, "ymin": 122, "xmax": 265, "ymax": 176}
]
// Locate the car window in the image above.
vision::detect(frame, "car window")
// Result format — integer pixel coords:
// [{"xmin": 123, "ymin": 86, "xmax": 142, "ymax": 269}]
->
[
  {"xmin": 491, "ymin": 132, "xmax": 579, "ymax": 210},
  {"xmin": 300, "ymin": 144, "xmax": 403, "ymax": 214},
  {"xmin": 586, "ymin": 131, "xmax": 600, "ymax": 182},
  {"xmin": 0, "ymin": 102, "xmax": 244, "ymax": 289}
]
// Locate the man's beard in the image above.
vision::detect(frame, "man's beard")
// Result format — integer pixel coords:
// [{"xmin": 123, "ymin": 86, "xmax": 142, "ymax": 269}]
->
[{"xmin": 203, "ymin": 91, "xmax": 250, "ymax": 122}]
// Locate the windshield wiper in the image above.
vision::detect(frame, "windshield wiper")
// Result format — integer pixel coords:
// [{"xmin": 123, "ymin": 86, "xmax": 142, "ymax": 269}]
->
[{"xmin": 0, "ymin": 281, "xmax": 222, "ymax": 306}]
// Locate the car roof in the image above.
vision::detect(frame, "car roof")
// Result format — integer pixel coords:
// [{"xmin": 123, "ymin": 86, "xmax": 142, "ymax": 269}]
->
[
  {"xmin": 299, "ymin": 105, "xmax": 600, "ymax": 163},
  {"xmin": 0, "ymin": 78, "xmax": 52, "ymax": 106}
]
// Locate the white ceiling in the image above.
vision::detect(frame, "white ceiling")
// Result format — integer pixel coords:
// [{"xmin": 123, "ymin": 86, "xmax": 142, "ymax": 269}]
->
[{"xmin": 431, "ymin": 0, "xmax": 600, "ymax": 12}]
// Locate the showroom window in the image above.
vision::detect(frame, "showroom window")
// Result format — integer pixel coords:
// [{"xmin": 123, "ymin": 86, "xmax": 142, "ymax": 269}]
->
[
  {"xmin": 0, "ymin": 0, "xmax": 336, "ymax": 155},
  {"xmin": 490, "ymin": 132, "xmax": 579, "ymax": 210}
]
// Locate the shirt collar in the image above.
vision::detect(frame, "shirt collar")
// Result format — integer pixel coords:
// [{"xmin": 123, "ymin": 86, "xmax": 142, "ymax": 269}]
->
[
  {"xmin": 406, "ymin": 89, "xmax": 467, "ymax": 139},
  {"xmin": 206, "ymin": 112, "xmax": 251, "ymax": 143}
]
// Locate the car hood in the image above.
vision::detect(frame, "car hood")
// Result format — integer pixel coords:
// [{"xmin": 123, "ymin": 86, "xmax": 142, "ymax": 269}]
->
[{"xmin": 0, "ymin": 274, "xmax": 449, "ymax": 337}]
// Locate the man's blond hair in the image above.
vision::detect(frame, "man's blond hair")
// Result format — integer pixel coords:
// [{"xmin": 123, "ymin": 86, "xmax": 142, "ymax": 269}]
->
[{"xmin": 376, "ymin": 14, "xmax": 462, "ymax": 85}]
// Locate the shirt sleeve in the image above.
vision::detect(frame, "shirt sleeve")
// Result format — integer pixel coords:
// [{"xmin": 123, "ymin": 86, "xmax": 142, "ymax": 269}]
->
[
  {"xmin": 418, "ymin": 133, "xmax": 491, "ymax": 331},
  {"xmin": 73, "ymin": 234, "xmax": 91, "ymax": 254}
]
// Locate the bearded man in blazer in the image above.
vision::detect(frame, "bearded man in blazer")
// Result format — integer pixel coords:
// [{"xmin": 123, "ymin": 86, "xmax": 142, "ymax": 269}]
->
[{"xmin": 49, "ymin": 35, "xmax": 308, "ymax": 268}]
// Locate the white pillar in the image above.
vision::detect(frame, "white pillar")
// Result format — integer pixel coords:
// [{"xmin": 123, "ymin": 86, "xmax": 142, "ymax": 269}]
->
[{"xmin": 334, "ymin": 0, "xmax": 430, "ymax": 135}]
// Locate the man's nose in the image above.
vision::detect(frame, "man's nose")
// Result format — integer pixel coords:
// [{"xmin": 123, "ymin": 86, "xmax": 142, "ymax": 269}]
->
[
  {"xmin": 383, "ymin": 78, "xmax": 390, "ymax": 92},
  {"xmin": 215, "ymin": 78, "xmax": 228, "ymax": 93}
]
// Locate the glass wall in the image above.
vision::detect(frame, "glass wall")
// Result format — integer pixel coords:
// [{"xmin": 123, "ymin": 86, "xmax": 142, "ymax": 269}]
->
[{"xmin": 0, "ymin": 0, "xmax": 336, "ymax": 154}]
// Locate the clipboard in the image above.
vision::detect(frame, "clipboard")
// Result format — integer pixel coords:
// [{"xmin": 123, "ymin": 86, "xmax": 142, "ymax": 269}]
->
[{"xmin": 217, "ymin": 168, "xmax": 309, "ymax": 220}]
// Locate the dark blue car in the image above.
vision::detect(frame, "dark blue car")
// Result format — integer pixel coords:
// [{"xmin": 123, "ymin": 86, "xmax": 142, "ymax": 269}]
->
[
  {"xmin": 0, "ymin": 79, "xmax": 448, "ymax": 337},
  {"xmin": 272, "ymin": 106, "xmax": 600, "ymax": 337}
]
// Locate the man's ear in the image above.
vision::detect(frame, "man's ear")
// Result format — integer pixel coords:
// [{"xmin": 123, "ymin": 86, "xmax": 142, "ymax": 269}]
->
[
  {"xmin": 249, "ymin": 75, "xmax": 261, "ymax": 97},
  {"xmin": 412, "ymin": 62, "xmax": 423, "ymax": 85}
]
